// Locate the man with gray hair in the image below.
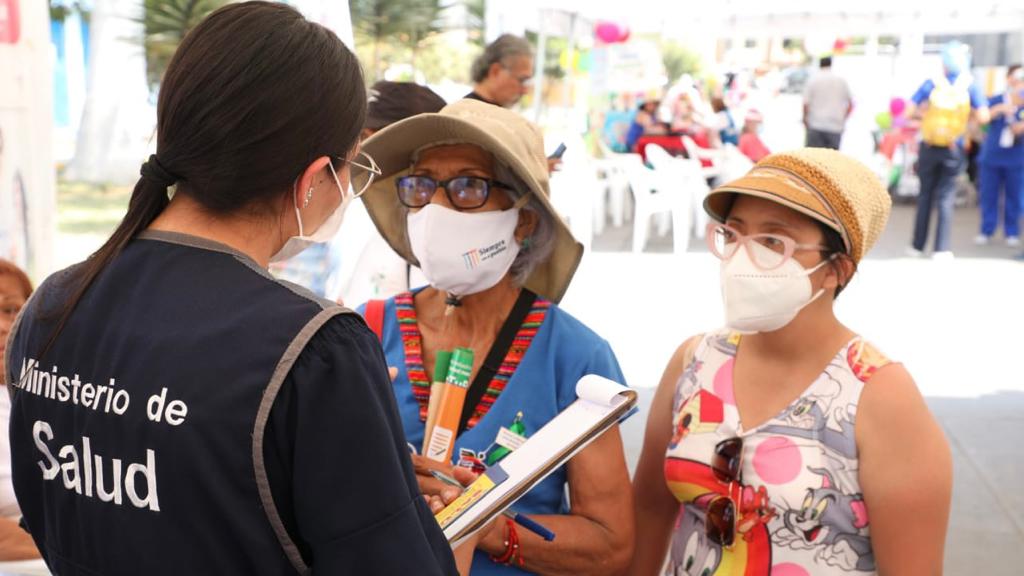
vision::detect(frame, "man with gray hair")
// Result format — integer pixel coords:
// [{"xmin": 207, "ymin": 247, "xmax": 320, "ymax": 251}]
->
[{"xmin": 466, "ymin": 34, "xmax": 534, "ymax": 108}]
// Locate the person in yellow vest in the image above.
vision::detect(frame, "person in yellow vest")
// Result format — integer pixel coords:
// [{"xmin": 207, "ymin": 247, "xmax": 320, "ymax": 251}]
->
[{"xmin": 904, "ymin": 41, "xmax": 990, "ymax": 259}]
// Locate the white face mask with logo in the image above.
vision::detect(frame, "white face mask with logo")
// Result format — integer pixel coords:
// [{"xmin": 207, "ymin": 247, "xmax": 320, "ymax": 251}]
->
[
  {"xmin": 407, "ymin": 203, "xmax": 522, "ymax": 298},
  {"xmin": 271, "ymin": 162, "xmax": 351, "ymax": 263},
  {"xmin": 720, "ymin": 241, "xmax": 834, "ymax": 334}
]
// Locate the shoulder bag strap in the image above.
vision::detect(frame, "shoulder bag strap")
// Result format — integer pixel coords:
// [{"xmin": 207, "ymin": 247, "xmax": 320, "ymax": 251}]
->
[{"xmin": 457, "ymin": 289, "xmax": 537, "ymax": 435}]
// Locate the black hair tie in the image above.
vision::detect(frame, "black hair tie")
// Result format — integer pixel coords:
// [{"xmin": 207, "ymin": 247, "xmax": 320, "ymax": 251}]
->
[{"xmin": 140, "ymin": 154, "xmax": 180, "ymax": 187}]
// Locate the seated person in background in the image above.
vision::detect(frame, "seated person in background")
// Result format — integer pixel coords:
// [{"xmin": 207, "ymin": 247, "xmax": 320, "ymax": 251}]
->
[
  {"xmin": 712, "ymin": 96, "xmax": 739, "ymax": 146},
  {"xmin": 738, "ymin": 109, "xmax": 771, "ymax": 163},
  {"xmin": 0, "ymin": 259, "xmax": 41, "ymax": 561},
  {"xmin": 626, "ymin": 99, "xmax": 668, "ymax": 152}
]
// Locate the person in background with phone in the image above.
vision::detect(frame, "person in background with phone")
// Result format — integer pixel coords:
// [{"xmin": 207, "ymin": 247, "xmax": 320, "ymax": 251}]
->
[
  {"xmin": 356, "ymin": 99, "xmax": 634, "ymax": 575},
  {"xmin": 466, "ymin": 35, "xmax": 534, "ymax": 109},
  {"xmin": 546, "ymin": 143, "xmax": 566, "ymax": 174}
]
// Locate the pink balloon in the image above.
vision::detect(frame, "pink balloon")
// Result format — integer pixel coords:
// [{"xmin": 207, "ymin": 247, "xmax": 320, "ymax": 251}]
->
[
  {"xmin": 889, "ymin": 97, "xmax": 906, "ymax": 117},
  {"xmin": 595, "ymin": 22, "xmax": 629, "ymax": 44}
]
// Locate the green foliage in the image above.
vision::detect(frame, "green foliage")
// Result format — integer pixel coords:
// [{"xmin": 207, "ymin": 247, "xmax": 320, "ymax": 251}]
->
[
  {"xmin": 661, "ymin": 40, "xmax": 702, "ymax": 85},
  {"xmin": 138, "ymin": 0, "xmax": 228, "ymax": 92},
  {"xmin": 351, "ymin": 0, "xmax": 447, "ymax": 80},
  {"xmin": 49, "ymin": 0, "xmax": 90, "ymax": 23},
  {"xmin": 464, "ymin": 0, "xmax": 484, "ymax": 47}
]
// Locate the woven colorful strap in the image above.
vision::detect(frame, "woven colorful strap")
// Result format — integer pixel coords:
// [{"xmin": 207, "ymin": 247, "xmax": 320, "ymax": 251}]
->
[{"xmin": 396, "ymin": 292, "xmax": 550, "ymax": 427}]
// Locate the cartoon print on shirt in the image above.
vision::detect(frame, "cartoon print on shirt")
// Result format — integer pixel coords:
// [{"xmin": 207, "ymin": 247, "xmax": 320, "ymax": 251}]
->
[
  {"xmin": 667, "ymin": 498, "xmax": 723, "ymax": 576},
  {"xmin": 674, "ymin": 359, "xmax": 704, "ymax": 409},
  {"xmin": 736, "ymin": 485, "xmax": 777, "ymax": 540},
  {"xmin": 759, "ymin": 371, "xmax": 858, "ymax": 460},
  {"xmin": 774, "ymin": 467, "xmax": 874, "ymax": 572},
  {"xmin": 670, "ymin": 389, "xmax": 725, "ymax": 448},
  {"xmin": 846, "ymin": 339, "xmax": 890, "ymax": 383},
  {"xmin": 709, "ymin": 332, "xmax": 740, "ymax": 356}
]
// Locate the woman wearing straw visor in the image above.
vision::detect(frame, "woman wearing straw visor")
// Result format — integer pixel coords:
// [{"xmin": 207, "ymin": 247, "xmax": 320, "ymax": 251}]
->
[
  {"xmin": 630, "ymin": 149, "xmax": 951, "ymax": 575},
  {"xmin": 356, "ymin": 99, "xmax": 635, "ymax": 575}
]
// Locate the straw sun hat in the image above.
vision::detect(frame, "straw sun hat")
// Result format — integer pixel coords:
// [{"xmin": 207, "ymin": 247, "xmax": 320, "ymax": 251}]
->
[
  {"xmin": 704, "ymin": 147, "xmax": 892, "ymax": 264},
  {"xmin": 355, "ymin": 99, "xmax": 582, "ymax": 303}
]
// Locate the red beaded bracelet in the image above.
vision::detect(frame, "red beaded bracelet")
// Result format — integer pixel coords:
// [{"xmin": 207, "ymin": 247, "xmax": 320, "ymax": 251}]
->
[{"xmin": 490, "ymin": 517, "xmax": 524, "ymax": 567}]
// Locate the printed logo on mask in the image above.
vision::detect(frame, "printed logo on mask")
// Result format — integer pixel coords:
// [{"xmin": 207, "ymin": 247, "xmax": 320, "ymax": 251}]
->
[{"xmin": 462, "ymin": 239, "xmax": 508, "ymax": 270}]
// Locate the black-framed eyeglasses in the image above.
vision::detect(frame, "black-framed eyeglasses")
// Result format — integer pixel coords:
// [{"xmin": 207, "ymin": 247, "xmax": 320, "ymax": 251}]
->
[
  {"xmin": 396, "ymin": 175, "xmax": 516, "ymax": 210},
  {"xmin": 704, "ymin": 437, "xmax": 743, "ymax": 547}
]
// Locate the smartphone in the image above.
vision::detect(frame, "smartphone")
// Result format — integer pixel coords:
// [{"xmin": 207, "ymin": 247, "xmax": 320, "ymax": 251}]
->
[{"xmin": 548, "ymin": 143, "xmax": 567, "ymax": 160}]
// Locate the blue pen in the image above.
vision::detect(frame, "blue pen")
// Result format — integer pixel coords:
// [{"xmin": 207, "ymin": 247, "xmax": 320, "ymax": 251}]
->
[{"xmin": 503, "ymin": 510, "xmax": 556, "ymax": 542}]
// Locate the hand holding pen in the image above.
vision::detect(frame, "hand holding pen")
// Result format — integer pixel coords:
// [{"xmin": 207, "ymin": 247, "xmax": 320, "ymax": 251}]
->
[{"xmin": 431, "ymin": 470, "xmax": 556, "ymax": 541}]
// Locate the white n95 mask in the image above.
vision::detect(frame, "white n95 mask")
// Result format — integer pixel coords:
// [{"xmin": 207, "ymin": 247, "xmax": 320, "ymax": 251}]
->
[
  {"xmin": 271, "ymin": 162, "xmax": 352, "ymax": 263},
  {"xmin": 407, "ymin": 203, "xmax": 521, "ymax": 298},
  {"xmin": 720, "ymin": 242, "xmax": 834, "ymax": 334}
]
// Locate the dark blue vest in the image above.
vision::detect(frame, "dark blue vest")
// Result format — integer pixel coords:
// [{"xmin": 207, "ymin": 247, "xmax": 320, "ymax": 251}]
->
[{"xmin": 6, "ymin": 231, "xmax": 345, "ymax": 575}]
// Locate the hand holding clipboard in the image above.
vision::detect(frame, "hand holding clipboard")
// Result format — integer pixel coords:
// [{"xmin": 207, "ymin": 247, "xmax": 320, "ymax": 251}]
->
[{"xmin": 433, "ymin": 375, "xmax": 637, "ymax": 546}]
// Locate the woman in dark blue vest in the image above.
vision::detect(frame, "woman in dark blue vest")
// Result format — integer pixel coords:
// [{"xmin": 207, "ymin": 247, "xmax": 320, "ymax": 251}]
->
[{"xmin": 4, "ymin": 3, "xmax": 475, "ymax": 574}]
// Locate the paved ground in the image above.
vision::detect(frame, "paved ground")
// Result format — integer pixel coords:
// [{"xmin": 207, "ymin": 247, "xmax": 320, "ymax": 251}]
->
[{"xmin": 565, "ymin": 199, "xmax": 1024, "ymax": 573}]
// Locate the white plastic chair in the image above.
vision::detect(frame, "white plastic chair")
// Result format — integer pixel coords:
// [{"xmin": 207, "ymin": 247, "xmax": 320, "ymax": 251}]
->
[
  {"xmin": 680, "ymin": 135, "xmax": 725, "ymax": 181},
  {"xmin": 624, "ymin": 144, "xmax": 692, "ymax": 253},
  {"xmin": 595, "ymin": 139, "xmax": 636, "ymax": 228},
  {"xmin": 548, "ymin": 161, "xmax": 598, "ymax": 251}
]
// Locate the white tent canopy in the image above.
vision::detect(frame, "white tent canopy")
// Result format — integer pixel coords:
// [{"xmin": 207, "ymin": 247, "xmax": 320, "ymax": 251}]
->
[{"xmin": 489, "ymin": 0, "xmax": 1024, "ymax": 38}]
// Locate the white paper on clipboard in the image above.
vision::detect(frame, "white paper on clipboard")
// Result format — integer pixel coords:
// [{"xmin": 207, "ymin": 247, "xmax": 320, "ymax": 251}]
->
[{"xmin": 438, "ymin": 375, "xmax": 637, "ymax": 547}]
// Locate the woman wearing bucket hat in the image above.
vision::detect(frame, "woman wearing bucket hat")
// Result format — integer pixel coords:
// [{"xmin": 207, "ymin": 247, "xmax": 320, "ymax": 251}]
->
[
  {"xmin": 356, "ymin": 99, "xmax": 634, "ymax": 575},
  {"xmin": 631, "ymin": 149, "xmax": 951, "ymax": 575}
]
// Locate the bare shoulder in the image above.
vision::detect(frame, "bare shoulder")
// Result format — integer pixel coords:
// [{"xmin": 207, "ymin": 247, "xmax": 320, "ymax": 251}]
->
[
  {"xmin": 858, "ymin": 362, "xmax": 924, "ymax": 421},
  {"xmin": 856, "ymin": 361, "xmax": 946, "ymax": 456}
]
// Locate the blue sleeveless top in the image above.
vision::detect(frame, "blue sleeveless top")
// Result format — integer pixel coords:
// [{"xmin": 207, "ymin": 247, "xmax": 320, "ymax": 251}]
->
[{"xmin": 359, "ymin": 288, "xmax": 626, "ymax": 575}]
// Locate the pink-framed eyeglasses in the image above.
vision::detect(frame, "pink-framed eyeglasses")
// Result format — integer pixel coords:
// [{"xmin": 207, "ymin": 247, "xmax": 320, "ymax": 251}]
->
[{"xmin": 705, "ymin": 222, "xmax": 830, "ymax": 271}]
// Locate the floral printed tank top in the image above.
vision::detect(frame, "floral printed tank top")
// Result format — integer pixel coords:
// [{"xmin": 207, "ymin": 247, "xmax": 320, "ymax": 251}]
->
[{"xmin": 663, "ymin": 331, "xmax": 892, "ymax": 576}]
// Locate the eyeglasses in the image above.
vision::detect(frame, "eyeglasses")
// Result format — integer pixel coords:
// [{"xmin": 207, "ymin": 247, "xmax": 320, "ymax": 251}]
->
[
  {"xmin": 706, "ymin": 223, "xmax": 830, "ymax": 271},
  {"xmin": 341, "ymin": 150, "xmax": 382, "ymax": 199},
  {"xmin": 501, "ymin": 64, "xmax": 533, "ymax": 87},
  {"xmin": 396, "ymin": 175, "xmax": 516, "ymax": 210},
  {"xmin": 704, "ymin": 437, "xmax": 743, "ymax": 547}
]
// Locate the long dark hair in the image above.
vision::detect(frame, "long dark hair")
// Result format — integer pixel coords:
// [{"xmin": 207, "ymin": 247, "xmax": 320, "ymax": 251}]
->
[{"xmin": 41, "ymin": 1, "xmax": 365, "ymax": 356}]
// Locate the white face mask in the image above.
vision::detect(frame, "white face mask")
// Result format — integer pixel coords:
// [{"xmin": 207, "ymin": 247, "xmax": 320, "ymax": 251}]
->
[
  {"xmin": 271, "ymin": 162, "xmax": 351, "ymax": 263},
  {"xmin": 720, "ymin": 242, "xmax": 833, "ymax": 334},
  {"xmin": 407, "ymin": 203, "xmax": 522, "ymax": 298}
]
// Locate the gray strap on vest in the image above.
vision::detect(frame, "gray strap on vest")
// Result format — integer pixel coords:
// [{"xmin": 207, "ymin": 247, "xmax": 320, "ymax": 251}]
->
[{"xmin": 252, "ymin": 306, "xmax": 354, "ymax": 574}]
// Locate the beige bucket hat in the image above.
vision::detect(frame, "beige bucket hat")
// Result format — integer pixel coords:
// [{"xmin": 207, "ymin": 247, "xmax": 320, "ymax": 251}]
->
[
  {"xmin": 704, "ymin": 148, "xmax": 892, "ymax": 264},
  {"xmin": 354, "ymin": 99, "xmax": 583, "ymax": 303}
]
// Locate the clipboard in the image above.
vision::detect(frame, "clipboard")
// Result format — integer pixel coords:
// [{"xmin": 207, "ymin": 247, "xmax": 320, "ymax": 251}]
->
[{"xmin": 435, "ymin": 375, "xmax": 638, "ymax": 547}]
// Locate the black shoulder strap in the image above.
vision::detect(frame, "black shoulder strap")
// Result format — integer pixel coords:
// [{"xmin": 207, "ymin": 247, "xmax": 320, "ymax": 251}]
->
[{"xmin": 457, "ymin": 289, "xmax": 537, "ymax": 435}]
